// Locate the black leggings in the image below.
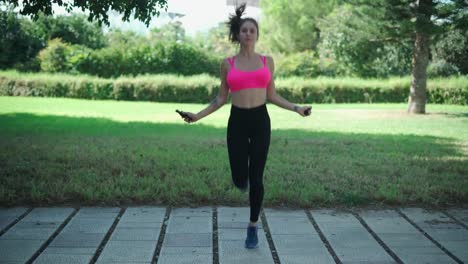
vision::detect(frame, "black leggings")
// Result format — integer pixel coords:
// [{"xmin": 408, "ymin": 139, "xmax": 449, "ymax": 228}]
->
[{"xmin": 227, "ymin": 104, "xmax": 271, "ymax": 222}]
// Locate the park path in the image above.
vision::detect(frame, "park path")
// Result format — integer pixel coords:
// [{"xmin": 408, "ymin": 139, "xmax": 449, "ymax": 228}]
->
[{"xmin": 0, "ymin": 206, "xmax": 467, "ymax": 263}]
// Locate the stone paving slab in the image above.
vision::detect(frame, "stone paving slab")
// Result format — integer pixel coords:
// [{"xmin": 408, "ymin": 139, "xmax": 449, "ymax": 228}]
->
[
  {"xmin": 160, "ymin": 246, "xmax": 212, "ymax": 255},
  {"xmin": 159, "ymin": 207, "xmax": 212, "ymax": 264},
  {"xmin": 0, "ymin": 207, "xmax": 28, "ymax": 232},
  {"xmin": 1, "ymin": 206, "xmax": 467, "ymax": 263},
  {"xmin": 33, "ymin": 254, "xmax": 91, "ymax": 264},
  {"xmin": 447, "ymin": 208, "xmax": 468, "ymax": 226},
  {"xmin": 0, "ymin": 207, "xmax": 74, "ymax": 263},
  {"xmin": 39, "ymin": 246, "xmax": 97, "ymax": 254},
  {"xmin": 110, "ymin": 227, "xmax": 161, "ymax": 241},
  {"xmin": 1, "ymin": 226, "xmax": 57, "ymax": 240},
  {"xmin": 119, "ymin": 207, "xmax": 166, "ymax": 223},
  {"xmin": 98, "ymin": 240, "xmax": 157, "ymax": 262},
  {"xmin": 401, "ymin": 207, "xmax": 468, "ymax": 262},
  {"xmin": 312, "ymin": 209, "xmax": 395, "ymax": 263},
  {"xmin": 20, "ymin": 207, "xmax": 74, "ymax": 223},
  {"xmin": 157, "ymin": 254, "xmax": 212, "ymax": 264},
  {"xmin": 264, "ymin": 208, "xmax": 334, "ymax": 263},
  {"xmin": 0, "ymin": 239, "xmax": 43, "ymax": 263},
  {"xmin": 74, "ymin": 207, "xmax": 121, "ymax": 218},
  {"xmin": 218, "ymin": 207, "xmax": 273, "ymax": 264},
  {"xmin": 96, "ymin": 206, "xmax": 165, "ymax": 264},
  {"xmin": 358, "ymin": 209, "xmax": 454, "ymax": 264},
  {"xmin": 34, "ymin": 207, "xmax": 119, "ymax": 264},
  {"xmin": 165, "ymin": 216, "xmax": 212, "ymax": 234},
  {"xmin": 171, "ymin": 207, "xmax": 212, "ymax": 217},
  {"xmin": 164, "ymin": 233, "xmax": 212, "ymax": 247},
  {"xmin": 219, "ymin": 240, "xmax": 273, "ymax": 264},
  {"xmin": 217, "ymin": 207, "xmax": 264, "ymax": 230}
]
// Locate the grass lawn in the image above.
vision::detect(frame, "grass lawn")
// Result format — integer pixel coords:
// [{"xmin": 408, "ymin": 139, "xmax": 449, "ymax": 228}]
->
[{"xmin": 0, "ymin": 96, "xmax": 467, "ymax": 208}]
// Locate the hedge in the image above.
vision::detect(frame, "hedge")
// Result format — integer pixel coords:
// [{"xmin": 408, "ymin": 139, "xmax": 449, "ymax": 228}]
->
[{"xmin": 0, "ymin": 71, "xmax": 466, "ymax": 105}]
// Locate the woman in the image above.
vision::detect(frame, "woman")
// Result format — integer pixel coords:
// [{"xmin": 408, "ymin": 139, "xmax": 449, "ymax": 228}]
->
[{"xmin": 177, "ymin": 3, "xmax": 312, "ymax": 249}]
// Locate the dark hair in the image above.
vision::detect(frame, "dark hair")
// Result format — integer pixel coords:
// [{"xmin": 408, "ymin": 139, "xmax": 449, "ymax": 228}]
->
[{"xmin": 226, "ymin": 3, "xmax": 259, "ymax": 44}]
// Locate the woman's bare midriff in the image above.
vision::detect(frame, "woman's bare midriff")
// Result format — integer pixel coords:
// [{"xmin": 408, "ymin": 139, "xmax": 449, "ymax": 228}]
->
[{"xmin": 231, "ymin": 88, "xmax": 267, "ymax": 109}]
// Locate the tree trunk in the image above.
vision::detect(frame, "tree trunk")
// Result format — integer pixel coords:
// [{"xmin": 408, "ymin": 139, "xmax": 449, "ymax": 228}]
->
[{"xmin": 408, "ymin": 0, "xmax": 432, "ymax": 114}]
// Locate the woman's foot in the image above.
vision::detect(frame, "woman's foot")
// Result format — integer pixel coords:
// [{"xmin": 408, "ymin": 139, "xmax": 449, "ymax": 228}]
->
[
  {"xmin": 245, "ymin": 225, "xmax": 258, "ymax": 249},
  {"xmin": 234, "ymin": 181, "xmax": 248, "ymax": 192},
  {"xmin": 238, "ymin": 182, "xmax": 248, "ymax": 192}
]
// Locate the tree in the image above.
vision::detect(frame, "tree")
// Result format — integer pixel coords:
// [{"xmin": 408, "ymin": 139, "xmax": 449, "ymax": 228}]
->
[
  {"xmin": 1, "ymin": 0, "xmax": 168, "ymax": 26},
  {"xmin": 318, "ymin": 4, "xmax": 413, "ymax": 78},
  {"xmin": 150, "ymin": 21, "xmax": 186, "ymax": 44},
  {"xmin": 260, "ymin": 0, "xmax": 339, "ymax": 53},
  {"xmin": 106, "ymin": 29, "xmax": 146, "ymax": 47},
  {"xmin": 0, "ymin": 10, "xmax": 43, "ymax": 70},
  {"xmin": 432, "ymin": 28, "xmax": 468, "ymax": 74},
  {"xmin": 192, "ymin": 22, "xmax": 237, "ymax": 57},
  {"xmin": 34, "ymin": 13, "xmax": 107, "ymax": 49},
  {"xmin": 344, "ymin": 0, "xmax": 468, "ymax": 114},
  {"xmin": 38, "ymin": 38, "xmax": 70, "ymax": 73}
]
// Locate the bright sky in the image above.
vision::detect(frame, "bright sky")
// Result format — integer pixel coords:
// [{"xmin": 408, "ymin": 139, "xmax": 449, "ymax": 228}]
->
[
  {"xmin": 5, "ymin": 0, "xmax": 262, "ymax": 36},
  {"xmin": 124, "ymin": 0, "xmax": 260, "ymax": 36},
  {"xmin": 165, "ymin": 0, "xmax": 261, "ymax": 35},
  {"xmin": 50, "ymin": 0, "xmax": 261, "ymax": 36}
]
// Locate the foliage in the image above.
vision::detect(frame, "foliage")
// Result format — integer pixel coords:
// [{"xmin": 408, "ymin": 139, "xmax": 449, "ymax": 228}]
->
[
  {"xmin": 1, "ymin": 71, "xmax": 466, "ymax": 105},
  {"xmin": 33, "ymin": 13, "xmax": 107, "ymax": 49},
  {"xmin": 343, "ymin": 0, "xmax": 468, "ymax": 39},
  {"xmin": 106, "ymin": 29, "xmax": 147, "ymax": 47},
  {"xmin": 318, "ymin": 4, "xmax": 413, "ymax": 77},
  {"xmin": 274, "ymin": 51, "xmax": 321, "ymax": 78},
  {"xmin": 164, "ymin": 43, "xmax": 218, "ymax": 76},
  {"xmin": 1, "ymin": 10, "xmax": 106, "ymax": 71},
  {"xmin": 73, "ymin": 42, "xmax": 219, "ymax": 78},
  {"xmin": 427, "ymin": 59, "xmax": 460, "ymax": 77},
  {"xmin": 432, "ymin": 28, "xmax": 468, "ymax": 74},
  {"xmin": 150, "ymin": 21, "xmax": 186, "ymax": 44},
  {"xmin": 260, "ymin": 0, "xmax": 339, "ymax": 53},
  {"xmin": 0, "ymin": 10, "xmax": 44, "ymax": 70},
  {"xmin": 1, "ymin": 0, "xmax": 168, "ymax": 26},
  {"xmin": 37, "ymin": 38, "xmax": 92, "ymax": 74},
  {"xmin": 38, "ymin": 38, "xmax": 69, "ymax": 73},
  {"xmin": 192, "ymin": 22, "xmax": 237, "ymax": 58},
  {"xmin": 2, "ymin": 1, "xmax": 467, "ymax": 80},
  {"xmin": 338, "ymin": 0, "xmax": 468, "ymax": 67}
]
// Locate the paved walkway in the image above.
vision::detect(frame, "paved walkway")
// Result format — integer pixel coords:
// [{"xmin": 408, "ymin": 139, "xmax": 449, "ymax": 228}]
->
[{"xmin": 0, "ymin": 206, "xmax": 467, "ymax": 264}]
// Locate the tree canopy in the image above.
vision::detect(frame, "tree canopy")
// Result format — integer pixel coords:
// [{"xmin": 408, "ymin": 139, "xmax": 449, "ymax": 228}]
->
[
  {"xmin": 261, "ymin": 0, "xmax": 339, "ymax": 53},
  {"xmin": 0, "ymin": 0, "xmax": 168, "ymax": 26},
  {"xmin": 340, "ymin": 0, "xmax": 467, "ymax": 113}
]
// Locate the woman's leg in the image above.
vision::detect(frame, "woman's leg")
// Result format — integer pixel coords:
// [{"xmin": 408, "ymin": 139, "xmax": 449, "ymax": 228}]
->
[
  {"xmin": 248, "ymin": 111, "xmax": 271, "ymax": 223},
  {"xmin": 227, "ymin": 112, "xmax": 249, "ymax": 190}
]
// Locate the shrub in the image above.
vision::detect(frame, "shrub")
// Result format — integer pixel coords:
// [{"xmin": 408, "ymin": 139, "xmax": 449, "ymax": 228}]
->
[{"xmin": 0, "ymin": 71, "xmax": 466, "ymax": 105}]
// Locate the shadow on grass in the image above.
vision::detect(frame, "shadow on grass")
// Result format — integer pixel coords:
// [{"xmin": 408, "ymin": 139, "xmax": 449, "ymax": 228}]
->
[
  {"xmin": 0, "ymin": 113, "xmax": 467, "ymax": 208},
  {"xmin": 430, "ymin": 112, "xmax": 468, "ymax": 118}
]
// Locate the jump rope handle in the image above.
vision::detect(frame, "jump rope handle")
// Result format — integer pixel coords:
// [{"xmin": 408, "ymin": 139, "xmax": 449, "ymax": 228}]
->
[{"xmin": 176, "ymin": 110, "xmax": 193, "ymax": 121}]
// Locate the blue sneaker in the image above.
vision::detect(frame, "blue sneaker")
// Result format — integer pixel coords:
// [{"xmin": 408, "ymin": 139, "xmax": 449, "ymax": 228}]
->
[{"xmin": 245, "ymin": 225, "xmax": 258, "ymax": 249}]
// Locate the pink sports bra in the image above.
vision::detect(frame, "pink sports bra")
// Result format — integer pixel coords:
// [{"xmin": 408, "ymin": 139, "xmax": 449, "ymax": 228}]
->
[{"xmin": 226, "ymin": 55, "xmax": 272, "ymax": 93}]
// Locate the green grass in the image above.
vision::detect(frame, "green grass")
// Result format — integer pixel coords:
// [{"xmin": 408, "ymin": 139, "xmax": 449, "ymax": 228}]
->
[{"xmin": 0, "ymin": 96, "xmax": 467, "ymax": 208}]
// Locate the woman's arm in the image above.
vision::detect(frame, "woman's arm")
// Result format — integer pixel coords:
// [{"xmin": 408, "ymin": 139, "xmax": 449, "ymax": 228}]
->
[
  {"xmin": 265, "ymin": 56, "xmax": 311, "ymax": 116},
  {"xmin": 179, "ymin": 59, "xmax": 230, "ymax": 123}
]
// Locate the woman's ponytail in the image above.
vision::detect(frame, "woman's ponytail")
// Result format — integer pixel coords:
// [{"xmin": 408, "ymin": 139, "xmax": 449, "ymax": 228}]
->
[{"xmin": 227, "ymin": 3, "xmax": 246, "ymax": 43}]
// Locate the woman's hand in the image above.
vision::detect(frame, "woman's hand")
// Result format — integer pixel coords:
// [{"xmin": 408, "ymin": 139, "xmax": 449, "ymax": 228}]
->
[
  {"xmin": 176, "ymin": 110, "xmax": 199, "ymax": 123},
  {"xmin": 295, "ymin": 105, "xmax": 312, "ymax": 117}
]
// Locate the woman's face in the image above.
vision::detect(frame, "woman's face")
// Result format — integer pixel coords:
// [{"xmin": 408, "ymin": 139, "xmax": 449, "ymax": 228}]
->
[{"xmin": 238, "ymin": 20, "xmax": 258, "ymax": 46}]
